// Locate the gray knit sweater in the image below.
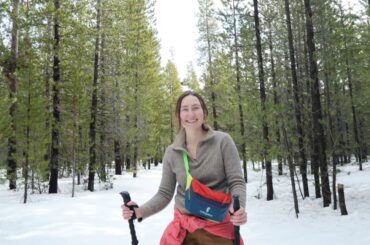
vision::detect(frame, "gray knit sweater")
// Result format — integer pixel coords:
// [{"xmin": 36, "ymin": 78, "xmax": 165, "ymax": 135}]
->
[{"xmin": 139, "ymin": 128, "xmax": 246, "ymax": 219}]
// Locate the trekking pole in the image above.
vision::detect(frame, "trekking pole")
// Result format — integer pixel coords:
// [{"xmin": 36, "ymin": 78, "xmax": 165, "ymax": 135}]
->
[
  {"xmin": 233, "ymin": 194, "xmax": 240, "ymax": 245},
  {"xmin": 120, "ymin": 191, "xmax": 139, "ymax": 245}
]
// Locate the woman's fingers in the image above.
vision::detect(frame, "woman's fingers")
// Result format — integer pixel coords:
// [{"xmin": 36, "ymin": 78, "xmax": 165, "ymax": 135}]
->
[
  {"xmin": 121, "ymin": 201, "xmax": 137, "ymax": 220},
  {"xmin": 230, "ymin": 207, "xmax": 247, "ymax": 226}
]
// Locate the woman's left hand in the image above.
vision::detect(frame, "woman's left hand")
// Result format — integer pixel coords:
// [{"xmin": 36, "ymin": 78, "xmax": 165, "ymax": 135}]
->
[{"xmin": 229, "ymin": 206, "xmax": 247, "ymax": 226}]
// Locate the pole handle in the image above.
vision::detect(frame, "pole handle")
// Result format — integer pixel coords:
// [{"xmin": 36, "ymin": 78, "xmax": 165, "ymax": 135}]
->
[
  {"xmin": 233, "ymin": 194, "xmax": 240, "ymax": 245},
  {"xmin": 120, "ymin": 191, "xmax": 139, "ymax": 245}
]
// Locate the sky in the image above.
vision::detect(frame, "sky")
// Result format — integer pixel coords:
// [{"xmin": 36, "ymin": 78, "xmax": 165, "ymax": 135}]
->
[
  {"xmin": 154, "ymin": 0, "xmax": 365, "ymax": 81},
  {"xmin": 155, "ymin": 0, "xmax": 199, "ymax": 80}
]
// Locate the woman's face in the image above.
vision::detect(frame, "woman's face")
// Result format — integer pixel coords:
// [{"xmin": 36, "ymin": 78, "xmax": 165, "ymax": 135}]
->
[{"xmin": 179, "ymin": 95, "xmax": 205, "ymax": 131}]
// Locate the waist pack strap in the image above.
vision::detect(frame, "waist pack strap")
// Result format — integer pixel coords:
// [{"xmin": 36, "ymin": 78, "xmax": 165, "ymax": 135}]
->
[{"xmin": 182, "ymin": 152, "xmax": 193, "ymax": 189}]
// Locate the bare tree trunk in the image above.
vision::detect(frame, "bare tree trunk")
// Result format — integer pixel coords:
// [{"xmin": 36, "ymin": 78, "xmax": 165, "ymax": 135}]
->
[
  {"xmin": 43, "ymin": 14, "xmax": 53, "ymax": 183},
  {"xmin": 4, "ymin": 0, "xmax": 20, "ymax": 190},
  {"xmin": 205, "ymin": 5, "xmax": 218, "ymax": 130},
  {"xmin": 113, "ymin": 78, "xmax": 122, "ymax": 175},
  {"xmin": 282, "ymin": 123, "xmax": 299, "ymax": 218},
  {"xmin": 339, "ymin": 2, "xmax": 363, "ymax": 168},
  {"xmin": 318, "ymin": 11, "xmax": 339, "ymax": 209},
  {"xmin": 24, "ymin": 72, "xmax": 32, "ymax": 203},
  {"xmin": 267, "ymin": 18, "xmax": 283, "ymax": 176},
  {"xmin": 49, "ymin": 0, "xmax": 61, "ymax": 193},
  {"xmin": 99, "ymin": 33, "xmax": 107, "ymax": 183},
  {"xmin": 253, "ymin": 0, "xmax": 273, "ymax": 200},
  {"xmin": 72, "ymin": 95, "xmax": 77, "ymax": 197},
  {"xmin": 284, "ymin": 0, "xmax": 309, "ymax": 197},
  {"xmin": 232, "ymin": 0, "xmax": 247, "ymax": 182},
  {"xmin": 337, "ymin": 184, "xmax": 348, "ymax": 215},
  {"xmin": 302, "ymin": 20, "xmax": 317, "ymax": 187},
  {"xmin": 125, "ymin": 115, "xmax": 131, "ymax": 170},
  {"xmin": 88, "ymin": 0, "xmax": 102, "ymax": 192},
  {"xmin": 303, "ymin": 0, "xmax": 331, "ymax": 206},
  {"xmin": 114, "ymin": 140, "xmax": 122, "ymax": 175},
  {"xmin": 133, "ymin": 66, "xmax": 139, "ymax": 178}
]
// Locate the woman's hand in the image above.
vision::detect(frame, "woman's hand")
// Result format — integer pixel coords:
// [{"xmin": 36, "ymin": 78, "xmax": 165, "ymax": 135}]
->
[
  {"xmin": 121, "ymin": 201, "xmax": 142, "ymax": 220},
  {"xmin": 229, "ymin": 206, "xmax": 247, "ymax": 226}
]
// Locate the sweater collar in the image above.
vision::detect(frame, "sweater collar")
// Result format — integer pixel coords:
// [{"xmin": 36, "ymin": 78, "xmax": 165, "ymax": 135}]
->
[{"xmin": 173, "ymin": 127, "xmax": 215, "ymax": 151}]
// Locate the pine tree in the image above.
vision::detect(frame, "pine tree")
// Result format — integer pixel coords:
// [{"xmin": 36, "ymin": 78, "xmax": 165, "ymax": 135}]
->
[
  {"xmin": 303, "ymin": 0, "xmax": 331, "ymax": 207},
  {"xmin": 49, "ymin": 0, "xmax": 62, "ymax": 194},
  {"xmin": 182, "ymin": 63, "xmax": 201, "ymax": 93},
  {"xmin": 198, "ymin": 0, "xmax": 220, "ymax": 130},
  {"xmin": 3, "ymin": 0, "xmax": 20, "ymax": 190},
  {"xmin": 284, "ymin": 0, "xmax": 309, "ymax": 197},
  {"xmin": 253, "ymin": 0, "xmax": 274, "ymax": 200}
]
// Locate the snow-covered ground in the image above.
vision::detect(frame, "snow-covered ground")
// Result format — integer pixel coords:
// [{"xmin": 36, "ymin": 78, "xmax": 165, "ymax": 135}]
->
[{"xmin": 1, "ymin": 160, "xmax": 369, "ymax": 245}]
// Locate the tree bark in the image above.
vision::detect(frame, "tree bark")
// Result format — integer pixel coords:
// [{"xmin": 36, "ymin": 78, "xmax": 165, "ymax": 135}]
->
[
  {"xmin": 88, "ymin": 0, "xmax": 102, "ymax": 192},
  {"xmin": 253, "ymin": 0, "xmax": 273, "ymax": 200},
  {"xmin": 49, "ymin": 0, "xmax": 61, "ymax": 193},
  {"xmin": 205, "ymin": 4, "xmax": 218, "ymax": 130},
  {"xmin": 284, "ymin": 0, "xmax": 309, "ymax": 197},
  {"xmin": 43, "ymin": 14, "xmax": 53, "ymax": 183},
  {"xmin": 232, "ymin": 0, "xmax": 247, "ymax": 182},
  {"xmin": 303, "ymin": 0, "xmax": 331, "ymax": 206},
  {"xmin": 282, "ymin": 123, "xmax": 299, "ymax": 218},
  {"xmin": 114, "ymin": 140, "xmax": 122, "ymax": 175},
  {"xmin": 337, "ymin": 184, "xmax": 348, "ymax": 215},
  {"xmin": 24, "ymin": 71, "xmax": 32, "ymax": 203},
  {"xmin": 113, "ymin": 77, "xmax": 122, "ymax": 175},
  {"xmin": 125, "ymin": 113, "xmax": 131, "ymax": 171},
  {"xmin": 267, "ymin": 18, "xmax": 283, "ymax": 176},
  {"xmin": 4, "ymin": 0, "xmax": 20, "ymax": 190},
  {"xmin": 318, "ymin": 11, "xmax": 339, "ymax": 209}
]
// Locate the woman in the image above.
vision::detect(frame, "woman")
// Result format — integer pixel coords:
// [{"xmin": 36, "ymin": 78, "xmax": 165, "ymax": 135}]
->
[{"xmin": 122, "ymin": 91, "xmax": 247, "ymax": 244}]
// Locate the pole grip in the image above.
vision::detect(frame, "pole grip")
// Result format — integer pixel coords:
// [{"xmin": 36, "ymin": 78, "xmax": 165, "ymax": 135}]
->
[
  {"xmin": 120, "ymin": 191, "xmax": 139, "ymax": 245},
  {"xmin": 233, "ymin": 194, "xmax": 240, "ymax": 245}
]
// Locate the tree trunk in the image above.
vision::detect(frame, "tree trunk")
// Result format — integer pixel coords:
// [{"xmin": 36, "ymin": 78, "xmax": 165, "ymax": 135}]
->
[
  {"xmin": 339, "ymin": 1, "xmax": 363, "ymax": 167},
  {"xmin": 337, "ymin": 184, "xmax": 348, "ymax": 215},
  {"xmin": 302, "ymin": 20, "xmax": 316, "ymax": 184},
  {"xmin": 303, "ymin": 0, "xmax": 331, "ymax": 206},
  {"xmin": 133, "ymin": 72, "xmax": 139, "ymax": 178},
  {"xmin": 318, "ymin": 11, "xmax": 339, "ymax": 209},
  {"xmin": 99, "ymin": 30, "xmax": 107, "ymax": 183},
  {"xmin": 88, "ymin": 0, "xmax": 102, "ymax": 192},
  {"xmin": 114, "ymin": 140, "xmax": 122, "ymax": 175},
  {"xmin": 253, "ymin": 0, "xmax": 273, "ymax": 201},
  {"xmin": 4, "ymin": 0, "xmax": 20, "ymax": 190},
  {"xmin": 232, "ymin": 0, "xmax": 247, "ymax": 182},
  {"xmin": 113, "ymin": 76, "xmax": 122, "ymax": 175},
  {"xmin": 284, "ymin": 0, "xmax": 309, "ymax": 197},
  {"xmin": 282, "ymin": 123, "xmax": 299, "ymax": 218},
  {"xmin": 72, "ymin": 95, "xmax": 77, "ymax": 198},
  {"xmin": 24, "ymin": 73, "xmax": 32, "ymax": 203},
  {"xmin": 49, "ymin": 0, "xmax": 61, "ymax": 194},
  {"xmin": 43, "ymin": 13, "xmax": 53, "ymax": 183},
  {"xmin": 125, "ymin": 115, "xmax": 131, "ymax": 170},
  {"xmin": 205, "ymin": 5, "xmax": 218, "ymax": 130},
  {"xmin": 267, "ymin": 18, "xmax": 283, "ymax": 176}
]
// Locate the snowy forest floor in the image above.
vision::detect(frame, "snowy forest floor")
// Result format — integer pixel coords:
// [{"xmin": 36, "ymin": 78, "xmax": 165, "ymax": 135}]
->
[{"xmin": 1, "ymin": 160, "xmax": 370, "ymax": 245}]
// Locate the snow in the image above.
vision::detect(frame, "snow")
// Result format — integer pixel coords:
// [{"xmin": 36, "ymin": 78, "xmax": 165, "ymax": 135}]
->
[{"xmin": 1, "ymin": 161, "xmax": 370, "ymax": 245}]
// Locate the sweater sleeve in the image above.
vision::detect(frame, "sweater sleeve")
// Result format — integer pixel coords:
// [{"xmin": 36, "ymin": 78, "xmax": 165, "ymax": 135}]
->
[
  {"xmin": 221, "ymin": 133, "xmax": 247, "ymax": 208},
  {"xmin": 139, "ymin": 147, "xmax": 176, "ymax": 220}
]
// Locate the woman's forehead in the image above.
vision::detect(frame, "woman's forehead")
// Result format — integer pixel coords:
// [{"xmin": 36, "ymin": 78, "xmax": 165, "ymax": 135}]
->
[{"xmin": 181, "ymin": 95, "xmax": 201, "ymax": 106}]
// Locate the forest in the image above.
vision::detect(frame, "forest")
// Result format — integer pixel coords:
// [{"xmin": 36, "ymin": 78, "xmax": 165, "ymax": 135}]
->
[{"xmin": 0, "ymin": 0, "xmax": 369, "ymax": 216}]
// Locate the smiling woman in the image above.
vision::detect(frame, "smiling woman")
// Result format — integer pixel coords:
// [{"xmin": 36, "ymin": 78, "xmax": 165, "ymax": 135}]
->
[
  {"xmin": 154, "ymin": 0, "xmax": 199, "ymax": 79},
  {"xmin": 122, "ymin": 90, "xmax": 247, "ymax": 245}
]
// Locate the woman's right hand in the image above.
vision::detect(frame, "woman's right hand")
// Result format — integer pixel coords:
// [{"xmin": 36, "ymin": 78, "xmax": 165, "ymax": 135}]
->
[{"xmin": 121, "ymin": 201, "xmax": 142, "ymax": 220}]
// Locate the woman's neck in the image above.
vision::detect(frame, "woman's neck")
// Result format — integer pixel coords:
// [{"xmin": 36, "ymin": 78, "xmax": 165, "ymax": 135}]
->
[{"xmin": 185, "ymin": 128, "xmax": 205, "ymax": 147}]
